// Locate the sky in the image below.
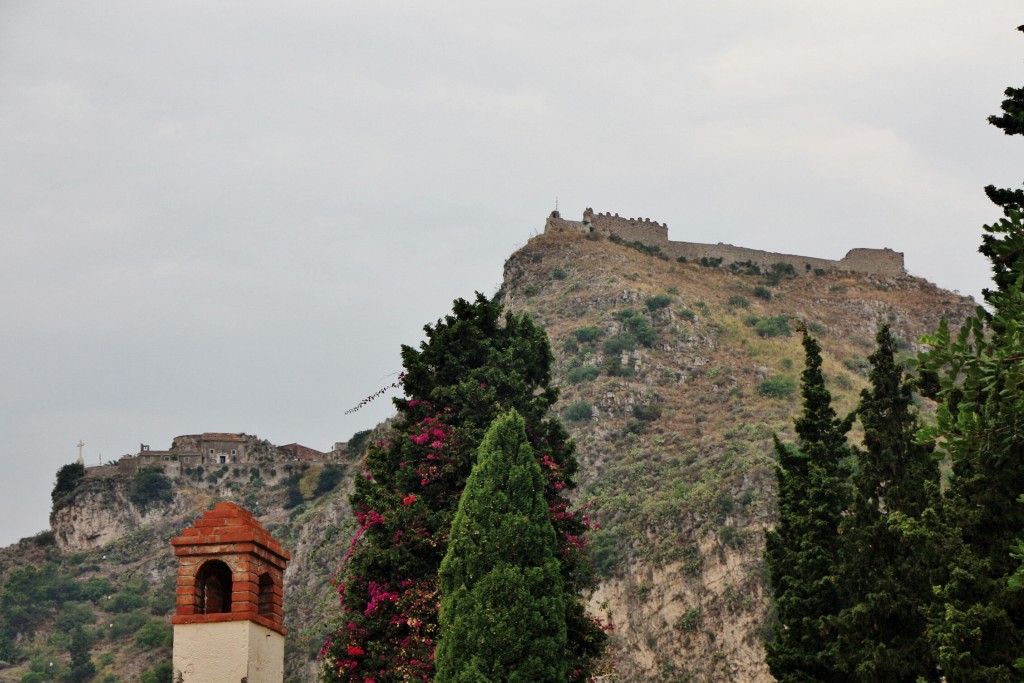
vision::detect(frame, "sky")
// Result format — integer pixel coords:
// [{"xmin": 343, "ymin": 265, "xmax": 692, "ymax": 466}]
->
[{"xmin": 1, "ymin": 2, "xmax": 1021, "ymax": 547}]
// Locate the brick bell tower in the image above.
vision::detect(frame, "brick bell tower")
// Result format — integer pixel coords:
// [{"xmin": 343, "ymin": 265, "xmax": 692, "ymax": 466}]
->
[{"xmin": 171, "ymin": 502, "xmax": 291, "ymax": 683}]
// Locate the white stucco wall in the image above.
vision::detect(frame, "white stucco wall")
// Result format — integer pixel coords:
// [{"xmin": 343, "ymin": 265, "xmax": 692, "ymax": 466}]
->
[{"xmin": 173, "ymin": 621, "xmax": 284, "ymax": 683}]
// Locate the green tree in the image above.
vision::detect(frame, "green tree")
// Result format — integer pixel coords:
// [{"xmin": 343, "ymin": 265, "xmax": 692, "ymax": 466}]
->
[
  {"xmin": 321, "ymin": 294, "xmax": 605, "ymax": 683},
  {"xmin": 314, "ymin": 463, "xmax": 346, "ymax": 497},
  {"xmin": 139, "ymin": 661, "xmax": 172, "ymax": 683},
  {"xmin": 435, "ymin": 411, "xmax": 567, "ymax": 682},
  {"xmin": 66, "ymin": 626, "xmax": 95, "ymax": 682},
  {"xmin": 764, "ymin": 330, "xmax": 853, "ymax": 682},
  {"xmin": 916, "ymin": 27, "xmax": 1024, "ymax": 680},
  {"xmin": 128, "ymin": 467, "xmax": 173, "ymax": 512},
  {"xmin": 51, "ymin": 462, "xmax": 85, "ymax": 510},
  {"xmin": 834, "ymin": 325, "xmax": 942, "ymax": 680}
]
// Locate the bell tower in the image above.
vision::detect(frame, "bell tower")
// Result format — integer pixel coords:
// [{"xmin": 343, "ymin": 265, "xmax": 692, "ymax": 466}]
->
[{"xmin": 170, "ymin": 502, "xmax": 291, "ymax": 683}]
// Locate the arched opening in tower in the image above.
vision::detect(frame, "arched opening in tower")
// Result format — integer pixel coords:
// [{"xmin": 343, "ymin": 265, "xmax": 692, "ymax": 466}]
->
[{"xmin": 195, "ymin": 559, "xmax": 233, "ymax": 614}]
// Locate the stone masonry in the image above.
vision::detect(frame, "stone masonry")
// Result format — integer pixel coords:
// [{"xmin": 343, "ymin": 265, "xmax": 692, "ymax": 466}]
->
[{"xmin": 545, "ymin": 208, "xmax": 906, "ymax": 277}]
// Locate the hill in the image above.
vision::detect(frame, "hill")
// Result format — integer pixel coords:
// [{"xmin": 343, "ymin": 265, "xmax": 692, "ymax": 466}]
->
[
  {"xmin": 0, "ymin": 228, "xmax": 974, "ymax": 682},
  {"xmin": 500, "ymin": 229, "xmax": 974, "ymax": 681}
]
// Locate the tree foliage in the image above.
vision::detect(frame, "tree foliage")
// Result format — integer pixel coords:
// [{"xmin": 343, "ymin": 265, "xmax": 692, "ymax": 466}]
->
[
  {"xmin": 320, "ymin": 294, "xmax": 605, "ymax": 683},
  {"xmin": 764, "ymin": 330, "xmax": 852, "ymax": 682},
  {"xmin": 913, "ymin": 25, "xmax": 1024, "ymax": 681},
  {"xmin": 66, "ymin": 626, "xmax": 95, "ymax": 682},
  {"xmin": 128, "ymin": 467, "xmax": 173, "ymax": 512},
  {"xmin": 51, "ymin": 462, "xmax": 85, "ymax": 510},
  {"xmin": 833, "ymin": 324, "xmax": 942, "ymax": 680},
  {"xmin": 435, "ymin": 410, "xmax": 567, "ymax": 682}
]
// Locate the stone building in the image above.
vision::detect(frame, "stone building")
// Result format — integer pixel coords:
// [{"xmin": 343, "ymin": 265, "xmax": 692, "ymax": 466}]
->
[{"xmin": 172, "ymin": 433, "xmax": 248, "ymax": 465}]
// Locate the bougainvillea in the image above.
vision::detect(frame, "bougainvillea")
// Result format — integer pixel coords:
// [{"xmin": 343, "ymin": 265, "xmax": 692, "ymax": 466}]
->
[{"xmin": 320, "ymin": 294, "xmax": 607, "ymax": 682}]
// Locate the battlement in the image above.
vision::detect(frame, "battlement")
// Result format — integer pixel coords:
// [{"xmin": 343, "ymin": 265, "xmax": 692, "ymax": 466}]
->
[{"xmin": 544, "ymin": 208, "xmax": 905, "ymax": 278}]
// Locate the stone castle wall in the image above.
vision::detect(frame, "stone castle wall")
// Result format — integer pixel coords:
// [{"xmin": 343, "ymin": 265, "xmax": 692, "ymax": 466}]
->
[{"xmin": 544, "ymin": 209, "xmax": 905, "ymax": 277}]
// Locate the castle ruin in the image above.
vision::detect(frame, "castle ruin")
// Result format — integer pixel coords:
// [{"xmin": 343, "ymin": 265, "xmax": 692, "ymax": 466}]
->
[{"xmin": 544, "ymin": 208, "xmax": 906, "ymax": 277}]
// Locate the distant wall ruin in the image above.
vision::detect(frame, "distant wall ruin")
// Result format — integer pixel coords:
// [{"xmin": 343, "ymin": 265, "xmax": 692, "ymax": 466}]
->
[{"xmin": 544, "ymin": 208, "xmax": 905, "ymax": 277}]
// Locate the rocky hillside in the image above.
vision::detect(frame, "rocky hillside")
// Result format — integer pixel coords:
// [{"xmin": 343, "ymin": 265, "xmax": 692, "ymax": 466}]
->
[
  {"xmin": 500, "ymin": 230, "xmax": 973, "ymax": 682},
  {"xmin": 0, "ymin": 451, "xmax": 364, "ymax": 683},
  {"xmin": 0, "ymin": 229, "xmax": 974, "ymax": 683}
]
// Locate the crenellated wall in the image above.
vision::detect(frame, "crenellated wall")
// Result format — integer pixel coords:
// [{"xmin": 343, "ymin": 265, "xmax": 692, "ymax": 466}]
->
[{"xmin": 544, "ymin": 208, "xmax": 905, "ymax": 277}]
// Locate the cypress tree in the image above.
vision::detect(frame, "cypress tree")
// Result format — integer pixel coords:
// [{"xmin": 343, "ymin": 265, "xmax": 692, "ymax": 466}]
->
[
  {"xmin": 834, "ymin": 324, "xmax": 942, "ymax": 681},
  {"xmin": 916, "ymin": 27, "xmax": 1024, "ymax": 681},
  {"xmin": 321, "ymin": 294, "xmax": 605, "ymax": 682},
  {"xmin": 67, "ymin": 626, "xmax": 96, "ymax": 682},
  {"xmin": 435, "ymin": 410, "xmax": 567, "ymax": 683},
  {"xmin": 764, "ymin": 330, "xmax": 853, "ymax": 683}
]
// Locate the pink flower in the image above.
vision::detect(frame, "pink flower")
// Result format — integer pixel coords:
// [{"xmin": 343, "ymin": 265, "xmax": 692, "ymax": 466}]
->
[
  {"xmin": 347, "ymin": 645, "xmax": 365, "ymax": 656},
  {"xmin": 402, "ymin": 494, "xmax": 417, "ymax": 506}
]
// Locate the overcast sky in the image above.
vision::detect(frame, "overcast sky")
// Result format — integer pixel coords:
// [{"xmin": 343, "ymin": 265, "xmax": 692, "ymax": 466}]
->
[{"xmin": 1, "ymin": 2, "xmax": 1020, "ymax": 547}]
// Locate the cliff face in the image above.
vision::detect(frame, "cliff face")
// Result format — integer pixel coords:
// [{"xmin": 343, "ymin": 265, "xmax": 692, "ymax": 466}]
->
[{"xmin": 51, "ymin": 475, "xmax": 197, "ymax": 553}]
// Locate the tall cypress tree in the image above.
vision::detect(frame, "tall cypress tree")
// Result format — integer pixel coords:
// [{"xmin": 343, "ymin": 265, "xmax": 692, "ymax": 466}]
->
[
  {"xmin": 833, "ymin": 324, "xmax": 942, "ymax": 681},
  {"xmin": 764, "ymin": 330, "xmax": 853, "ymax": 683},
  {"xmin": 67, "ymin": 626, "xmax": 96, "ymax": 683},
  {"xmin": 321, "ymin": 294, "xmax": 606, "ymax": 683},
  {"xmin": 435, "ymin": 410, "xmax": 567, "ymax": 683},
  {"xmin": 917, "ymin": 24, "xmax": 1024, "ymax": 681}
]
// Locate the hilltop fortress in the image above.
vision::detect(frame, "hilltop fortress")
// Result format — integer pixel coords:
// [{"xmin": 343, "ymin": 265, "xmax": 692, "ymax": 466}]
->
[{"xmin": 544, "ymin": 208, "xmax": 906, "ymax": 277}]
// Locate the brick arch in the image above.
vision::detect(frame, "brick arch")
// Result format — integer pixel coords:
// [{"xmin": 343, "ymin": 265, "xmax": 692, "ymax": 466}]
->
[
  {"xmin": 195, "ymin": 559, "xmax": 233, "ymax": 614},
  {"xmin": 171, "ymin": 502, "xmax": 291, "ymax": 634}
]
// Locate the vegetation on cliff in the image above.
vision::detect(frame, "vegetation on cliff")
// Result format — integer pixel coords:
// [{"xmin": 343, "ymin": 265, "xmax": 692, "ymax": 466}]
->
[{"xmin": 50, "ymin": 463, "xmax": 85, "ymax": 517}]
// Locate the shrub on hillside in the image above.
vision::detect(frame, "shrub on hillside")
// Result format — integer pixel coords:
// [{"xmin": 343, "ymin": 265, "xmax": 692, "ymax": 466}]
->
[
  {"xmin": 728, "ymin": 295, "xmax": 750, "ymax": 308},
  {"xmin": 107, "ymin": 612, "xmax": 148, "ymax": 640},
  {"xmin": 80, "ymin": 577, "xmax": 114, "ymax": 604},
  {"xmin": 603, "ymin": 332, "xmax": 637, "ymax": 355},
  {"xmin": 758, "ymin": 376, "xmax": 797, "ymax": 399},
  {"xmin": 51, "ymin": 462, "xmax": 85, "ymax": 508},
  {"xmin": 314, "ymin": 463, "xmax": 346, "ymax": 497},
  {"xmin": 573, "ymin": 326, "xmax": 603, "ymax": 344},
  {"xmin": 282, "ymin": 473, "xmax": 305, "ymax": 509},
  {"xmin": 129, "ymin": 467, "xmax": 173, "ymax": 512},
  {"xmin": 567, "ymin": 365, "xmax": 601, "ymax": 384},
  {"xmin": 753, "ymin": 316, "xmax": 792, "ymax": 338},
  {"xmin": 645, "ymin": 294, "xmax": 672, "ymax": 311},
  {"xmin": 632, "ymin": 405, "xmax": 662, "ymax": 422},
  {"xmin": 729, "ymin": 260, "xmax": 762, "ymax": 276},
  {"xmin": 565, "ymin": 401, "xmax": 594, "ymax": 422},
  {"xmin": 770, "ymin": 262, "xmax": 797, "ymax": 278},
  {"xmin": 753, "ymin": 286, "xmax": 772, "ymax": 301},
  {"xmin": 135, "ymin": 620, "xmax": 172, "ymax": 650},
  {"xmin": 603, "ymin": 355, "xmax": 635, "ymax": 377},
  {"xmin": 140, "ymin": 661, "xmax": 172, "ymax": 683},
  {"xmin": 107, "ymin": 592, "xmax": 145, "ymax": 613},
  {"xmin": 615, "ymin": 309, "xmax": 657, "ymax": 347},
  {"xmin": 55, "ymin": 602, "xmax": 95, "ymax": 632}
]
